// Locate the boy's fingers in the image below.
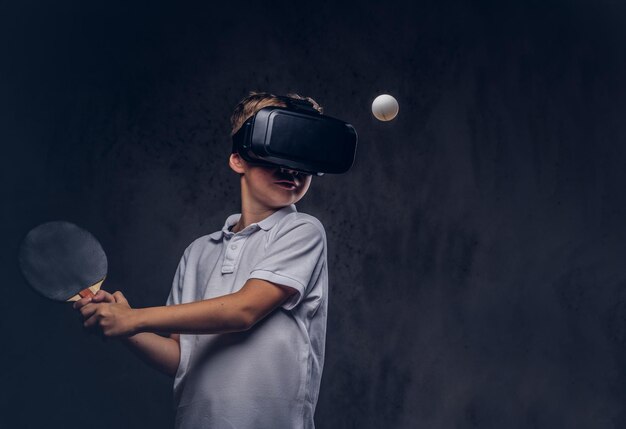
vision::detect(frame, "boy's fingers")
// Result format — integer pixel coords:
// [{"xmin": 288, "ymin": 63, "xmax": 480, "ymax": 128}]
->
[
  {"xmin": 72, "ymin": 296, "xmax": 92, "ymax": 310},
  {"xmin": 93, "ymin": 290, "xmax": 116, "ymax": 303},
  {"xmin": 113, "ymin": 291, "xmax": 129, "ymax": 305},
  {"xmin": 79, "ymin": 303, "xmax": 99, "ymax": 319},
  {"xmin": 83, "ymin": 313, "xmax": 99, "ymax": 328},
  {"xmin": 71, "ymin": 289, "xmax": 114, "ymax": 310},
  {"xmin": 83, "ymin": 307, "xmax": 105, "ymax": 328}
]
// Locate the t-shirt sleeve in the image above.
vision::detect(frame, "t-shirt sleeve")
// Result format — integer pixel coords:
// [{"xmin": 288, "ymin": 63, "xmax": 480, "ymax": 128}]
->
[
  {"xmin": 166, "ymin": 245, "xmax": 190, "ymax": 306},
  {"xmin": 248, "ymin": 218, "xmax": 326, "ymax": 311}
]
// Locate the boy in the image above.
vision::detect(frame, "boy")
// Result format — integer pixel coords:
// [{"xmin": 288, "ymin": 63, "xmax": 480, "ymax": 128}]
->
[{"xmin": 73, "ymin": 91, "xmax": 329, "ymax": 429}]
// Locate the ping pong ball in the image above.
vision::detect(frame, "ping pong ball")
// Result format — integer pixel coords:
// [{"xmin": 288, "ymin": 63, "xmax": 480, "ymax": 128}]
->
[{"xmin": 372, "ymin": 94, "xmax": 399, "ymax": 121}]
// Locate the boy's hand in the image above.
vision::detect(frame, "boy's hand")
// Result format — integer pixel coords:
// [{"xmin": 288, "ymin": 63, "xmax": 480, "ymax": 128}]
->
[
  {"xmin": 75, "ymin": 291, "xmax": 140, "ymax": 338},
  {"xmin": 73, "ymin": 289, "xmax": 116, "ymax": 310}
]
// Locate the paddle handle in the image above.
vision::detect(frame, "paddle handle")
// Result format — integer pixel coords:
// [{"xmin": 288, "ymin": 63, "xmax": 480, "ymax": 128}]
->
[
  {"xmin": 79, "ymin": 288, "xmax": 96, "ymax": 298},
  {"xmin": 66, "ymin": 279, "xmax": 105, "ymax": 302}
]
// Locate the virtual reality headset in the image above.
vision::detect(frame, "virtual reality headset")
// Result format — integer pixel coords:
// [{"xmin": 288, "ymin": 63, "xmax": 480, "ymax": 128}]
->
[{"xmin": 231, "ymin": 96, "xmax": 358, "ymax": 176}]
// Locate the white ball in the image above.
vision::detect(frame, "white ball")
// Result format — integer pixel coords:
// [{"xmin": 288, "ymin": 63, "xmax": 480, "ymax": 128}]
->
[{"xmin": 371, "ymin": 94, "xmax": 399, "ymax": 121}]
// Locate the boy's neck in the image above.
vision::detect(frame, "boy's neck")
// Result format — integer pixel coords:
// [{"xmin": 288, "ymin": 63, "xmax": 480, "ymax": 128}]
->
[{"xmin": 231, "ymin": 202, "xmax": 278, "ymax": 234}]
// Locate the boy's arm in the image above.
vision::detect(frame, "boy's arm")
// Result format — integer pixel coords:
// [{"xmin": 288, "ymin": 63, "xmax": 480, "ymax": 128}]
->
[
  {"xmin": 134, "ymin": 278, "xmax": 297, "ymax": 334},
  {"xmin": 119, "ymin": 332, "xmax": 180, "ymax": 377},
  {"xmin": 75, "ymin": 291, "xmax": 180, "ymax": 377},
  {"xmin": 78, "ymin": 279, "xmax": 297, "ymax": 337}
]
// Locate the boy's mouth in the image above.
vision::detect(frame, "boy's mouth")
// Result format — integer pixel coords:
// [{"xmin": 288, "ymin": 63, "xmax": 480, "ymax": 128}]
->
[{"xmin": 275, "ymin": 180, "xmax": 297, "ymax": 190}]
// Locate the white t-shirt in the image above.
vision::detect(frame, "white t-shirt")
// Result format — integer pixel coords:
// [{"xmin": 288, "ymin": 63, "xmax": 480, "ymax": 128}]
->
[{"xmin": 166, "ymin": 204, "xmax": 328, "ymax": 429}]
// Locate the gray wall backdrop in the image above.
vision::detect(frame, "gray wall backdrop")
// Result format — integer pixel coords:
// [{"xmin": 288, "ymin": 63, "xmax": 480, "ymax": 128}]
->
[{"xmin": 2, "ymin": 1, "xmax": 626, "ymax": 428}]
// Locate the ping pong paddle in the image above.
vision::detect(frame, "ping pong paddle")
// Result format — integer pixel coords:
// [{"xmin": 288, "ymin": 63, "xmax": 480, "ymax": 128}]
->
[{"xmin": 18, "ymin": 221, "xmax": 108, "ymax": 302}]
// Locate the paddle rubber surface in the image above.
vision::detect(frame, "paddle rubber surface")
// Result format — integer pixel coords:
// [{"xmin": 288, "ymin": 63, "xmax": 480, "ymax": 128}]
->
[{"xmin": 18, "ymin": 221, "xmax": 108, "ymax": 301}]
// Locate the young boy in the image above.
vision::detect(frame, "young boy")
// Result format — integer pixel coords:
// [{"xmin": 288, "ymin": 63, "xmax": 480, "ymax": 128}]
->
[{"xmin": 73, "ymin": 92, "xmax": 329, "ymax": 429}]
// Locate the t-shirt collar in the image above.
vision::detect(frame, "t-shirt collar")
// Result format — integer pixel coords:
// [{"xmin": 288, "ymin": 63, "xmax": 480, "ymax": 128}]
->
[{"xmin": 209, "ymin": 204, "xmax": 297, "ymax": 240}]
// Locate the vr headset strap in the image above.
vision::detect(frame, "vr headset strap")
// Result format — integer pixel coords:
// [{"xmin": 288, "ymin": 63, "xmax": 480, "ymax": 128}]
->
[
  {"xmin": 231, "ymin": 120, "xmax": 250, "ymax": 154},
  {"xmin": 231, "ymin": 96, "xmax": 319, "ymax": 154}
]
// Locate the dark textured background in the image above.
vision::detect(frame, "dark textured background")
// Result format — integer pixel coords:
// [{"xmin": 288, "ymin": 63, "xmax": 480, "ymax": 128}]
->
[{"xmin": 2, "ymin": 1, "xmax": 626, "ymax": 428}]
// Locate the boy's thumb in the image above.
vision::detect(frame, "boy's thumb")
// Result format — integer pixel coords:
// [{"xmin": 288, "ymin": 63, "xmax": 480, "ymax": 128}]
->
[
  {"xmin": 113, "ymin": 291, "xmax": 129, "ymax": 305},
  {"xmin": 92, "ymin": 289, "xmax": 114, "ymax": 303}
]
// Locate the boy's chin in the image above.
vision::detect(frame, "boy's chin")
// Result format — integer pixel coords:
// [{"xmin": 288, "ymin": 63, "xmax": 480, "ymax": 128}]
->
[{"xmin": 263, "ymin": 194, "xmax": 304, "ymax": 209}]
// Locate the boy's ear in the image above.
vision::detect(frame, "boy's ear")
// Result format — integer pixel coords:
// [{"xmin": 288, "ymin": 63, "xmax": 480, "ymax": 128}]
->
[{"xmin": 229, "ymin": 153, "xmax": 246, "ymax": 175}]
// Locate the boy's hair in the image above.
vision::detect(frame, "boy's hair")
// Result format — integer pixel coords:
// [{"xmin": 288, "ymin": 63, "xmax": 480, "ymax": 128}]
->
[{"xmin": 230, "ymin": 91, "xmax": 323, "ymax": 136}]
